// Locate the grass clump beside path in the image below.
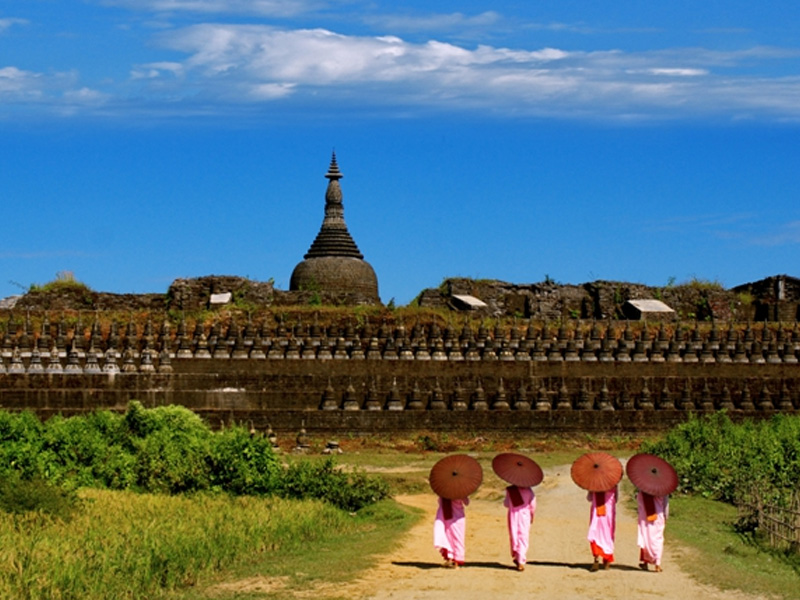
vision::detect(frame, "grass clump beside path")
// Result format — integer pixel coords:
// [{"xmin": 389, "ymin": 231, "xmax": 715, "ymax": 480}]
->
[
  {"xmin": 0, "ymin": 487, "xmax": 417, "ymax": 600},
  {"xmin": 667, "ymin": 494, "xmax": 799, "ymax": 599}
]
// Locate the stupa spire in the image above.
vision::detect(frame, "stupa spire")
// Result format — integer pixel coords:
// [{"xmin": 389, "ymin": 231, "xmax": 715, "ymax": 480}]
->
[
  {"xmin": 289, "ymin": 153, "xmax": 380, "ymax": 304},
  {"xmin": 303, "ymin": 152, "xmax": 363, "ymax": 259},
  {"xmin": 325, "ymin": 151, "xmax": 343, "ymax": 181}
]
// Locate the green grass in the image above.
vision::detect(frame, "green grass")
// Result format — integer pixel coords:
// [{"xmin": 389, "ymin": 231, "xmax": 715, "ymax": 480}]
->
[
  {"xmin": 7, "ymin": 433, "xmax": 796, "ymax": 599},
  {"xmin": 0, "ymin": 488, "xmax": 418, "ymax": 600},
  {"xmin": 667, "ymin": 494, "xmax": 799, "ymax": 599},
  {"xmin": 182, "ymin": 499, "xmax": 420, "ymax": 600}
]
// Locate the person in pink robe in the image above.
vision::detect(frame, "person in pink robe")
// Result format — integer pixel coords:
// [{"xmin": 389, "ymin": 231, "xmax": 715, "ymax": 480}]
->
[
  {"xmin": 433, "ymin": 497, "xmax": 469, "ymax": 568},
  {"xmin": 503, "ymin": 485, "xmax": 536, "ymax": 571},
  {"xmin": 636, "ymin": 491, "xmax": 668, "ymax": 572},
  {"xmin": 586, "ymin": 485, "xmax": 617, "ymax": 571}
]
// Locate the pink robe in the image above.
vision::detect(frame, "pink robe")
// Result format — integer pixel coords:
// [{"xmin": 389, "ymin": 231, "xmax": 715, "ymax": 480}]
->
[
  {"xmin": 503, "ymin": 486, "xmax": 536, "ymax": 565},
  {"xmin": 434, "ymin": 497, "xmax": 468, "ymax": 564},
  {"xmin": 586, "ymin": 485, "xmax": 617, "ymax": 560},
  {"xmin": 637, "ymin": 492, "xmax": 668, "ymax": 566}
]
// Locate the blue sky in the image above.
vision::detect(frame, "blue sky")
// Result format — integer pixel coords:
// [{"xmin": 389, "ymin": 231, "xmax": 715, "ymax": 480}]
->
[{"xmin": 1, "ymin": 1, "xmax": 798, "ymax": 305}]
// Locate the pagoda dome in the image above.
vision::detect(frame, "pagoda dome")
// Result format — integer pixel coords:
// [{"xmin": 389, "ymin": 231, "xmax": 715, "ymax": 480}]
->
[{"xmin": 289, "ymin": 153, "xmax": 380, "ymax": 304}]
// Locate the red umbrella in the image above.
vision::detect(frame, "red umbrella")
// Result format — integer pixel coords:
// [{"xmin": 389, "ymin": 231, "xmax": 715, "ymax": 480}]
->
[
  {"xmin": 570, "ymin": 452, "xmax": 623, "ymax": 492},
  {"xmin": 492, "ymin": 453, "xmax": 544, "ymax": 488},
  {"xmin": 626, "ymin": 453, "xmax": 678, "ymax": 496},
  {"xmin": 429, "ymin": 454, "xmax": 483, "ymax": 500}
]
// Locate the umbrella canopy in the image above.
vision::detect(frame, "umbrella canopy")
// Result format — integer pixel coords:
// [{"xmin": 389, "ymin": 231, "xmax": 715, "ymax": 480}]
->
[
  {"xmin": 626, "ymin": 453, "xmax": 678, "ymax": 496},
  {"xmin": 570, "ymin": 452, "xmax": 623, "ymax": 492},
  {"xmin": 492, "ymin": 453, "xmax": 544, "ymax": 488},
  {"xmin": 429, "ymin": 454, "xmax": 483, "ymax": 500}
]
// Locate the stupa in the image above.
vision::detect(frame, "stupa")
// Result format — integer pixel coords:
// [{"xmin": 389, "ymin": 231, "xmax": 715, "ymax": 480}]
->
[{"xmin": 289, "ymin": 153, "xmax": 380, "ymax": 304}]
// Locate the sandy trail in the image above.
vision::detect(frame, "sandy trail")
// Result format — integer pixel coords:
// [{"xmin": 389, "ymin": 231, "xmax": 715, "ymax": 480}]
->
[{"xmin": 338, "ymin": 465, "xmax": 766, "ymax": 600}]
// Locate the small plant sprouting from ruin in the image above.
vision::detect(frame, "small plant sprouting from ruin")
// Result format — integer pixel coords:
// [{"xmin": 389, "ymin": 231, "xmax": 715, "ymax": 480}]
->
[
  {"xmin": 737, "ymin": 291, "xmax": 755, "ymax": 308},
  {"xmin": 29, "ymin": 271, "xmax": 92, "ymax": 294},
  {"xmin": 684, "ymin": 276, "xmax": 724, "ymax": 291}
]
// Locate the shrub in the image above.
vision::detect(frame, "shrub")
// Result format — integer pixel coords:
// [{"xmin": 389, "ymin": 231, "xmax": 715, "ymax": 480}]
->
[
  {"xmin": 207, "ymin": 427, "xmax": 282, "ymax": 495},
  {"xmin": 0, "ymin": 410, "xmax": 45, "ymax": 479},
  {"xmin": 642, "ymin": 413, "xmax": 800, "ymax": 503},
  {"xmin": 280, "ymin": 457, "xmax": 390, "ymax": 512},
  {"xmin": 0, "ymin": 405, "xmax": 388, "ymax": 511}
]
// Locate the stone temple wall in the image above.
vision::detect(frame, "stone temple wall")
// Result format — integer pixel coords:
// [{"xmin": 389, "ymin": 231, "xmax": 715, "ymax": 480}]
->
[{"xmin": 0, "ymin": 317, "xmax": 798, "ymax": 435}]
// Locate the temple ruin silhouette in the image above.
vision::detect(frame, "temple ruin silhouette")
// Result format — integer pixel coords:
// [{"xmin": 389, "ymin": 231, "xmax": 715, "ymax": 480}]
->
[{"xmin": 0, "ymin": 154, "xmax": 798, "ymax": 435}]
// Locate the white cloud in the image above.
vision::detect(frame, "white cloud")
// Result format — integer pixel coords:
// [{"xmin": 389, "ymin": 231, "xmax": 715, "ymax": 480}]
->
[
  {"xmin": 158, "ymin": 25, "xmax": 570, "ymax": 85},
  {"xmin": 0, "ymin": 18, "xmax": 27, "ymax": 33},
  {"xmin": 63, "ymin": 87, "xmax": 111, "ymax": 105},
  {"xmin": 131, "ymin": 61, "xmax": 185, "ymax": 79},
  {"xmin": 135, "ymin": 24, "xmax": 800, "ymax": 120},
  {"xmin": 750, "ymin": 221, "xmax": 800, "ymax": 246},
  {"xmin": 0, "ymin": 66, "xmax": 44, "ymax": 98},
  {"xmin": 0, "ymin": 66, "xmax": 112, "ymax": 116},
  {"xmin": 249, "ymin": 82, "xmax": 295, "ymax": 99},
  {"xmin": 97, "ymin": 0, "xmax": 320, "ymax": 17},
  {"xmin": 364, "ymin": 11, "xmax": 501, "ymax": 33},
  {"xmin": 632, "ymin": 68, "xmax": 708, "ymax": 77}
]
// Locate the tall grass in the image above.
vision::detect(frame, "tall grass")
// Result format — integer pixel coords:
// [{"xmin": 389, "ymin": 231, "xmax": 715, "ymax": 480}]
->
[{"xmin": 0, "ymin": 489, "xmax": 362, "ymax": 600}]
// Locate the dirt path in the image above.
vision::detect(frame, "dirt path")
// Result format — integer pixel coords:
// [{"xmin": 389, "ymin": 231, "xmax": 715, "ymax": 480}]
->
[{"xmin": 338, "ymin": 465, "xmax": 767, "ymax": 600}]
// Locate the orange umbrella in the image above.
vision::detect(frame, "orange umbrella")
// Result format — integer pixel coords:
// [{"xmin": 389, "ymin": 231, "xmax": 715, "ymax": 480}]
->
[
  {"xmin": 429, "ymin": 454, "xmax": 483, "ymax": 500},
  {"xmin": 492, "ymin": 453, "xmax": 544, "ymax": 488},
  {"xmin": 570, "ymin": 452, "xmax": 623, "ymax": 492},
  {"xmin": 626, "ymin": 453, "xmax": 678, "ymax": 496}
]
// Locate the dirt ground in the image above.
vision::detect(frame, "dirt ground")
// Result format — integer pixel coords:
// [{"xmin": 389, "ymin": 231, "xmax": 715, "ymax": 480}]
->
[{"xmin": 335, "ymin": 464, "xmax": 768, "ymax": 600}]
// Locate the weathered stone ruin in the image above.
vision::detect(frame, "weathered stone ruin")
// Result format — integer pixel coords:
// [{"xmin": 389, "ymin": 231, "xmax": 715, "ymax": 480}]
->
[
  {"xmin": 2, "ymin": 151, "xmax": 799, "ymax": 436},
  {"xmin": 0, "ymin": 313, "xmax": 797, "ymax": 435},
  {"xmin": 289, "ymin": 153, "xmax": 380, "ymax": 305}
]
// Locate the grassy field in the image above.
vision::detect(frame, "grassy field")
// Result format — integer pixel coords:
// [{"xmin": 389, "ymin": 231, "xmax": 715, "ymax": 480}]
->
[
  {"xmin": 2, "ymin": 432, "xmax": 797, "ymax": 599},
  {"xmin": 0, "ymin": 488, "xmax": 416, "ymax": 600},
  {"xmin": 666, "ymin": 494, "xmax": 799, "ymax": 599}
]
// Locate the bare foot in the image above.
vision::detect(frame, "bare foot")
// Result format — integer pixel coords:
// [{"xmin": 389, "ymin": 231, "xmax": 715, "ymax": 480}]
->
[{"xmin": 655, "ymin": 565, "xmax": 663, "ymax": 573}]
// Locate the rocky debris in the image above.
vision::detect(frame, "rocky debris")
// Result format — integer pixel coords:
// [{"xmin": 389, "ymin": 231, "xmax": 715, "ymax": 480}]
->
[
  {"xmin": 6, "ymin": 274, "xmax": 797, "ymax": 322},
  {"xmin": 0, "ymin": 296, "xmax": 22, "ymax": 310},
  {"xmin": 15, "ymin": 288, "xmax": 165, "ymax": 312},
  {"xmin": 166, "ymin": 276, "xmax": 274, "ymax": 311},
  {"xmin": 416, "ymin": 277, "xmax": 761, "ymax": 322}
]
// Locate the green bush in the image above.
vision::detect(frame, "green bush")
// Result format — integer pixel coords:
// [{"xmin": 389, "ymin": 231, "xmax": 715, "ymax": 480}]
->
[
  {"xmin": 38, "ymin": 410, "xmax": 136, "ymax": 488},
  {"xmin": 280, "ymin": 457, "xmax": 390, "ymax": 512},
  {"xmin": 207, "ymin": 427, "xmax": 282, "ymax": 495},
  {"xmin": 642, "ymin": 413, "xmax": 800, "ymax": 503},
  {"xmin": 0, "ymin": 405, "xmax": 387, "ymax": 511},
  {"xmin": 0, "ymin": 410, "xmax": 45, "ymax": 479}
]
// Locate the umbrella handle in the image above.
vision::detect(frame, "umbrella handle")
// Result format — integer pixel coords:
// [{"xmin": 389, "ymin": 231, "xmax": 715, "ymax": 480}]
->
[
  {"xmin": 442, "ymin": 498, "xmax": 453, "ymax": 520},
  {"xmin": 594, "ymin": 491, "xmax": 606, "ymax": 516}
]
